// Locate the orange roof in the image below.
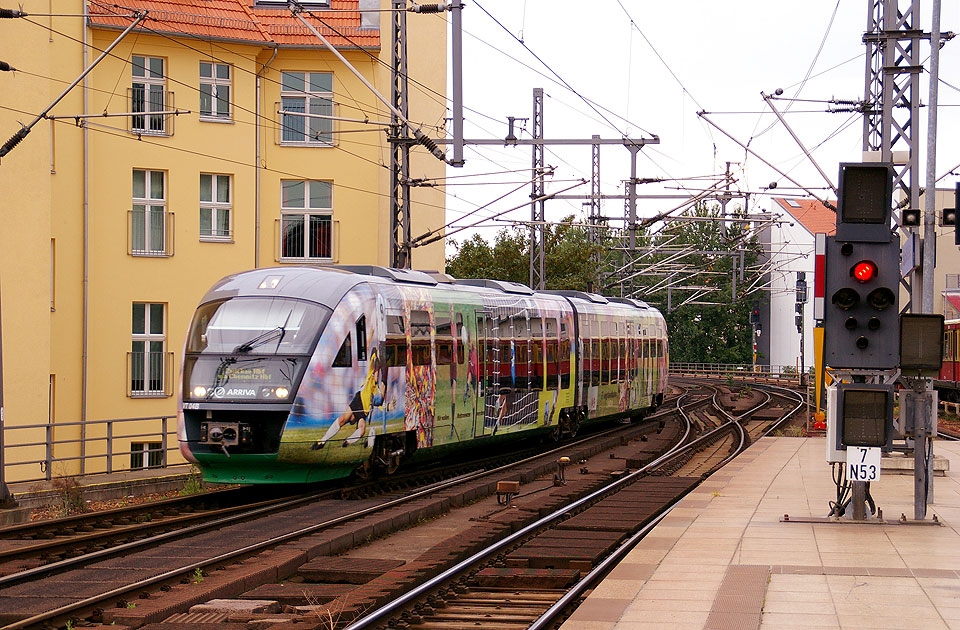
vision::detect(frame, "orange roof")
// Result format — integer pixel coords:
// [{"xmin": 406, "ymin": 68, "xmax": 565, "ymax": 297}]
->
[
  {"xmin": 773, "ymin": 197, "xmax": 837, "ymax": 236},
  {"xmin": 87, "ymin": 1, "xmax": 379, "ymax": 48}
]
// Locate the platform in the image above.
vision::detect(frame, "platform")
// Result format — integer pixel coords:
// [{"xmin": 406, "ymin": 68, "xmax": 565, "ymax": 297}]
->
[
  {"xmin": 562, "ymin": 437, "xmax": 960, "ymax": 630},
  {"xmin": 0, "ymin": 464, "xmax": 200, "ymax": 524}
]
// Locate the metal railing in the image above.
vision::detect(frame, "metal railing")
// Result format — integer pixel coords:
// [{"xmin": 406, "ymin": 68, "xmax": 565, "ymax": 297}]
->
[
  {"xmin": 670, "ymin": 362, "xmax": 811, "ymax": 382},
  {"xmin": 128, "ymin": 209, "xmax": 175, "ymax": 257},
  {"xmin": 2, "ymin": 414, "xmax": 179, "ymax": 484}
]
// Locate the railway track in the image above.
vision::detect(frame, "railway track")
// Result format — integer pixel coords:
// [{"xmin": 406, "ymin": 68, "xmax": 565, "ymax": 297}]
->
[
  {"xmin": 0, "ymin": 398, "xmax": 686, "ymax": 629},
  {"xmin": 0, "ymin": 379, "xmax": 804, "ymax": 630},
  {"xmin": 337, "ymin": 379, "xmax": 803, "ymax": 630}
]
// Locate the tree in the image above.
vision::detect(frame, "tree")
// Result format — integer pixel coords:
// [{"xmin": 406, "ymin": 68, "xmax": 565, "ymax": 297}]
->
[
  {"xmin": 633, "ymin": 203, "xmax": 762, "ymax": 364},
  {"xmin": 445, "ymin": 216, "xmax": 604, "ymax": 291}
]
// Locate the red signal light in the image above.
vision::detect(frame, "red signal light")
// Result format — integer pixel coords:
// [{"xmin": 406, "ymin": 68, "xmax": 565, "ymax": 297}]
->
[{"xmin": 853, "ymin": 261, "xmax": 877, "ymax": 283}]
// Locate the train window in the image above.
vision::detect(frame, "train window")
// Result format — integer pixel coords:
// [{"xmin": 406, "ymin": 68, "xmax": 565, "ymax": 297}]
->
[
  {"xmin": 385, "ymin": 340, "xmax": 406, "ymax": 367},
  {"xmin": 531, "ymin": 341, "xmax": 543, "ymax": 391},
  {"xmin": 411, "ymin": 342, "xmax": 431, "ymax": 366},
  {"xmin": 355, "ymin": 315, "xmax": 367, "ymax": 362},
  {"xmin": 436, "ymin": 313, "xmax": 452, "ymax": 338},
  {"xmin": 411, "ymin": 310, "xmax": 431, "ymax": 338},
  {"xmin": 332, "ymin": 333, "xmax": 351, "ymax": 367},
  {"xmin": 437, "ymin": 342, "xmax": 453, "ymax": 365},
  {"xmin": 591, "ymin": 339, "xmax": 600, "ymax": 386},
  {"xmin": 546, "ymin": 341, "xmax": 558, "ymax": 388},
  {"xmin": 387, "ymin": 315, "xmax": 405, "ymax": 335},
  {"xmin": 546, "ymin": 318, "xmax": 558, "ymax": 338},
  {"xmin": 945, "ymin": 332, "xmax": 951, "ymax": 360},
  {"xmin": 560, "ymin": 339, "xmax": 571, "ymax": 389},
  {"xmin": 530, "ymin": 317, "xmax": 543, "ymax": 339}
]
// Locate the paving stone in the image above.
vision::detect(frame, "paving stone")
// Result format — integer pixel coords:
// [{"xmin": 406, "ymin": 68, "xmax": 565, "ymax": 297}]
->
[
  {"xmin": 241, "ymin": 583, "xmax": 349, "ymax": 605},
  {"xmin": 189, "ymin": 599, "xmax": 281, "ymax": 614},
  {"xmin": 297, "ymin": 556, "xmax": 406, "ymax": 586}
]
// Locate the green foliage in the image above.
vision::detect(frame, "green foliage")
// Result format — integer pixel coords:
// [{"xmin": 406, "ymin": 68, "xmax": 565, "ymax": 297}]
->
[
  {"xmin": 193, "ymin": 568, "xmax": 204, "ymax": 584},
  {"xmin": 180, "ymin": 465, "xmax": 204, "ymax": 496},
  {"xmin": 51, "ymin": 475, "xmax": 86, "ymax": 517},
  {"xmin": 445, "ymin": 202, "xmax": 763, "ymax": 365},
  {"xmin": 446, "ymin": 216, "xmax": 604, "ymax": 291},
  {"xmin": 638, "ymin": 202, "xmax": 763, "ymax": 364}
]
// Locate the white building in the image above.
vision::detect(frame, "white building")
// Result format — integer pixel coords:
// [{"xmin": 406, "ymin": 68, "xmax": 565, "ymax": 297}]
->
[{"xmin": 758, "ymin": 198, "xmax": 836, "ymax": 372}]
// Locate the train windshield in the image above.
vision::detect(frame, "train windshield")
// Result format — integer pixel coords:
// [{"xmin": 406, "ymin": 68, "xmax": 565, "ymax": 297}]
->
[{"xmin": 187, "ymin": 297, "xmax": 330, "ymax": 355}]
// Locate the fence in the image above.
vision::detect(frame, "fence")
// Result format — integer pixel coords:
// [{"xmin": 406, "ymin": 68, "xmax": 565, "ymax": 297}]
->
[
  {"xmin": 669, "ymin": 363, "xmax": 810, "ymax": 382},
  {"xmin": 3, "ymin": 415, "xmax": 179, "ymax": 484}
]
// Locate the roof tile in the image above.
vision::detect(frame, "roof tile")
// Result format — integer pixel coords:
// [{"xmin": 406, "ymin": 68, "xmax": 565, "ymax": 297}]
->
[
  {"xmin": 773, "ymin": 198, "xmax": 837, "ymax": 236},
  {"xmin": 87, "ymin": 0, "xmax": 379, "ymax": 48}
]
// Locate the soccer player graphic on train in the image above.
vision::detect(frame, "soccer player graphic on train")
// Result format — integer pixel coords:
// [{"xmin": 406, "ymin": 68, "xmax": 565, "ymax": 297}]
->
[{"xmin": 314, "ymin": 348, "xmax": 387, "ymax": 449}]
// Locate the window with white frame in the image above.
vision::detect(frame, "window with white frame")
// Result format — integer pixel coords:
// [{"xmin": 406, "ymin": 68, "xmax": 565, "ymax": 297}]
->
[
  {"xmin": 132, "ymin": 169, "xmax": 167, "ymax": 255},
  {"xmin": 200, "ymin": 173, "xmax": 232, "ymax": 240},
  {"xmin": 199, "ymin": 62, "xmax": 231, "ymax": 120},
  {"xmin": 280, "ymin": 71, "xmax": 333, "ymax": 145},
  {"xmin": 131, "ymin": 303, "xmax": 166, "ymax": 396},
  {"xmin": 131, "ymin": 55, "xmax": 167, "ymax": 134},
  {"xmin": 280, "ymin": 180, "xmax": 333, "ymax": 260},
  {"xmin": 130, "ymin": 442, "xmax": 164, "ymax": 469}
]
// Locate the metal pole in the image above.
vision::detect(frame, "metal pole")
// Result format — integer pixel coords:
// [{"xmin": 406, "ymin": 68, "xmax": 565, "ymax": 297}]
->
[
  {"xmin": 852, "ymin": 481, "xmax": 867, "ymax": 521},
  {"xmin": 529, "ymin": 88, "xmax": 545, "ymax": 290},
  {"xmin": 923, "ymin": 0, "xmax": 940, "ymax": 314},
  {"xmin": 0, "ymin": 280, "xmax": 12, "ymax": 506},
  {"xmin": 916, "ymin": 0, "xmax": 941, "ymax": 518},
  {"xmin": 627, "ymin": 145, "xmax": 639, "ymax": 250},
  {"xmin": 450, "ymin": 1, "xmax": 464, "ymax": 166}
]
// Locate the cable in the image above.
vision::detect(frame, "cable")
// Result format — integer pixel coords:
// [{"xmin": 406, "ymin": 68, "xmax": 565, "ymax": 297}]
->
[
  {"xmin": 18, "ymin": 15, "xmax": 393, "ymax": 171},
  {"xmin": 749, "ymin": 0, "xmax": 841, "ymax": 143},
  {"xmin": 473, "ymin": 0, "xmax": 625, "ymax": 137}
]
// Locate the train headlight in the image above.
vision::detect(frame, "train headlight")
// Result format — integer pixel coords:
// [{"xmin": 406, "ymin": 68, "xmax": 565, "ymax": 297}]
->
[
  {"xmin": 193, "ymin": 386, "xmax": 207, "ymax": 398},
  {"xmin": 275, "ymin": 387, "xmax": 290, "ymax": 399}
]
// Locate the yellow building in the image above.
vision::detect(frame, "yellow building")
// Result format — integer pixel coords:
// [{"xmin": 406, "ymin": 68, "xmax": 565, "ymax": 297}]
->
[{"xmin": 0, "ymin": 0, "xmax": 447, "ymax": 482}]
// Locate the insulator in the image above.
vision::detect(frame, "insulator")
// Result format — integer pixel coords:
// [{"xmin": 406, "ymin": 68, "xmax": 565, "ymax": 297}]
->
[
  {"xmin": 413, "ymin": 128, "xmax": 447, "ymax": 162},
  {"xmin": 0, "ymin": 8, "xmax": 26, "ymax": 18},
  {"xmin": 0, "ymin": 60, "xmax": 15, "ymax": 72},
  {"xmin": 0, "ymin": 127, "xmax": 29, "ymax": 158},
  {"xmin": 410, "ymin": 2, "xmax": 446, "ymax": 13}
]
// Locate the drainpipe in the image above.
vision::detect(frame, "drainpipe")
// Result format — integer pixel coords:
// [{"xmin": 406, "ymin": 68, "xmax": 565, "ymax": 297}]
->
[
  {"xmin": 81, "ymin": 0, "xmax": 90, "ymax": 474},
  {"xmin": 255, "ymin": 46, "xmax": 278, "ymax": 269}
]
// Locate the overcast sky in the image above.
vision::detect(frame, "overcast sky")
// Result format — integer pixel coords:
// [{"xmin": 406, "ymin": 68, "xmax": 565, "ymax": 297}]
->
[{"xmin": 433, "ymin": 0, "xmax": 960, "ymax": 250}]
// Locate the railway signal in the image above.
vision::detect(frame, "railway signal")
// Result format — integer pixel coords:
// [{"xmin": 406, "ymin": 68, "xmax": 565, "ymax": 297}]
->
[
  {"xmin": 823, "ymin": 163, "xmax": 900, "ymax": 370},
  {"xmin": 951, "ymin": 183, "xmax": 960, "ymax": 245},
  {"xmin": 835, "ymin": 383, "xmax": 895, "ymax": 450}
]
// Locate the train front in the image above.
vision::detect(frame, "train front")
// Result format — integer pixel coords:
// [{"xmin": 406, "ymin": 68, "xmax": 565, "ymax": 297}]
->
[{"xmin": 178, "ymin": 273, "xmax": 332, "ymax": 483}]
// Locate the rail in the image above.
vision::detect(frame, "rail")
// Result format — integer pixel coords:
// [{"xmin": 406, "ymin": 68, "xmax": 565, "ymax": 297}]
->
[{"xmin": 2, "ymin": 415, "xmax": 178, "ymax": 484}]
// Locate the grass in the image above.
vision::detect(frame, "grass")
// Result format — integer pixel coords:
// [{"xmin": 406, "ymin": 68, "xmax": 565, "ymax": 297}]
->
[{"xmin": 180, "ymin": 466, "xmax": 204, "ymax": 495}]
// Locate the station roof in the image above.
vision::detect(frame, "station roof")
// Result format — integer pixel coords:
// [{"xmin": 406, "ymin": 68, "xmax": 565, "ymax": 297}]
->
[
  {"xmin": 772, "ymin": 197, "xmax": 837, "ymax": 236},
  {"xmin": 87, "ymin": 0, "xmax": 380, "ymax": 49}
]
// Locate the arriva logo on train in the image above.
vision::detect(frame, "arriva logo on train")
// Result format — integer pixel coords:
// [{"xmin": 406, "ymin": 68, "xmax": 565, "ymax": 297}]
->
[{"xmin": 213, "ymin": 387, "xmax": 258, "ymax": 398}]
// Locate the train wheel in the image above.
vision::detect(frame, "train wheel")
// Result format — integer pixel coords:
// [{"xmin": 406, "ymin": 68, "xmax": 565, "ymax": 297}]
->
[
  {"xmin": 559, "ymin": 410, "xmax": 581, "ymax": 438},
  {"xmin": 371, "ymin": 434, "xmax": 405, "ymax": 476}
]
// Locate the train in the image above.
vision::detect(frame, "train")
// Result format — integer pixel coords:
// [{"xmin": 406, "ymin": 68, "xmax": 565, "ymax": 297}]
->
[
  {"xmin": 939, "ymin": 318, "xmax": 960, "ymax": 402},
  {"xmin": 178, "ymin": 266, "xmax": 669, "ymax": 484}
]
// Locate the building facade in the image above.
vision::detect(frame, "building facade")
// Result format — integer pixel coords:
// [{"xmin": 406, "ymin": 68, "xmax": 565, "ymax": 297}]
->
[
  {"xmin": 758, "ymin": 198, "xmax": 836, "ymax": 373},
  {"xmin": 0, "ymin": 0, "xmax": 447, "ymax": 481}
]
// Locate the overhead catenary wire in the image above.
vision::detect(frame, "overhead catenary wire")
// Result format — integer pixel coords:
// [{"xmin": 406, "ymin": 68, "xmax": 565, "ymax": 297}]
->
[{"xmin": 472, "ymin": 0, "xmax": 627, "ymax": 137}]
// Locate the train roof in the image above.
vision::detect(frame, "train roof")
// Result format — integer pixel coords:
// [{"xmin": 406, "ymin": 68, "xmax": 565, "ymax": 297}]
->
[{"xmin": 197, "ymin": 266, "xmax": 664, "ymax": 318}]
